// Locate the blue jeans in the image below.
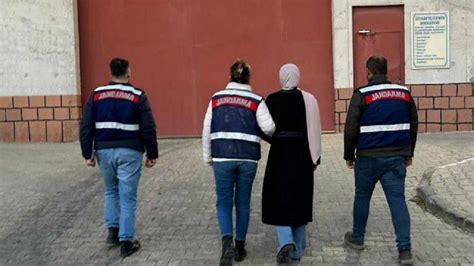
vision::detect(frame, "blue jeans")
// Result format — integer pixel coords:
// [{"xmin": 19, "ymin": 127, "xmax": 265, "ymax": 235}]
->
[
  {"xmin": 276, "ymin": 225, "xmax": 306, "ymax": 259},
  {"xmin": 352, "ymin": 156, "xmax": 411, "ymax": 251},
  {"xmin": 96, "ymin": 148, "xmax": 143, "ymax": 241},
  {"xmin": 212, "ymin": 161, "xmax": 257, "ymax": 241}
]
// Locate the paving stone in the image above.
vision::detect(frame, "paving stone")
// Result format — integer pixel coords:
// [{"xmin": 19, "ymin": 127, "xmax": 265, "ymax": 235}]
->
[
  {"xmin": 0, "ymin": 133, "xmax": 473, "ymax": 264},
  {"xmin": 417, "ymin": 152, "xmax": 474, "ymax": 233}
]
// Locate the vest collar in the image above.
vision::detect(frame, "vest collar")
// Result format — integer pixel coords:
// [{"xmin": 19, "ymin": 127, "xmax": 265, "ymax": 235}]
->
[
  {"xmin": 368, "ymin": 75, "xmax": 390, "ymax": 86},
  {"xmin": 225, "ymin": 82, "xmax": 252, "ymax": 91},
  {"xmin": 109, "ymin": 81, "xmax": 134, "ymax": 87}
]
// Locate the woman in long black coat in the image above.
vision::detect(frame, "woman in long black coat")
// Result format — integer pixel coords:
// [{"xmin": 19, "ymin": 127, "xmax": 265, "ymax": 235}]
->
[{"xmin": 262, "ymin": 63, "xmax": 321, "ymax": 263}]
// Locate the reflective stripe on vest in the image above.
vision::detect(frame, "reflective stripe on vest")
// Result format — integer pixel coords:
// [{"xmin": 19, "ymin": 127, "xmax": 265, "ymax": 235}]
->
[
  {"xmin": 210, "ymin": 89, "xmax": 262, "ymax": 160},
  {"xmin": 213, "ymin": 89, "xmax": 263, "ymax": 101},
  {"xmin": 211, "ymin": 132, "xmax": 261, "ymax": 143},
  {"xmin": 357, "ymin": 83, "xmax": 412, "ymax": 150},
  {"xmin": 95, "ymin": 122, "xmax": 140, "ymax": 131},
  {"xmin": 359, "ymin": 84, "xmax": 409, "ymax": 93},
  {"xmin": 95, "ymin": 84, "xmax": 143, "ymax": 96},
  {"xmin": 360, "ymin": 123, "xmax": 410, "ymax": 133}
]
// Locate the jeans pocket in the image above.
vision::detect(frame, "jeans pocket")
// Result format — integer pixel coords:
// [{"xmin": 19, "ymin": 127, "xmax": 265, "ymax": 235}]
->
[
  {"xmin": 95, "ymin": 149, "xmax": 109, "ymax": 164},
  {"xmin": 396, "ymin": 162, "xmax": 407, "ymax": 178},
  {"xmin": 355, "ymin": 157, "xmax": 371, "ymax": 171},
  {"xmin": 239, "ymin": 162, "xmax": 257, "ymax": 180},
  {"xmin": 124, "ymin": 148, "xmax": 142, "ymax": 158}
]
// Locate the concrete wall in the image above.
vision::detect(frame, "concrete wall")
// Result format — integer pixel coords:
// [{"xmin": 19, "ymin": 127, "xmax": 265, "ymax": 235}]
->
[
  {"xmin": 332, "ymin": 0, "xmax": 474, "ymax": 88},
  {"xmin": 0, "ymin": 0, "xmax": 81, "ymax": 142},
  {"xmin": 0, "ymin": 0, "xmax": 79, "ymax": 96}
]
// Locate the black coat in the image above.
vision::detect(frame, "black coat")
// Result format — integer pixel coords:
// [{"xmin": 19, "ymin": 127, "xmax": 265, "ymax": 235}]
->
[{"xmin": 262, "ymin": 89, "xmax": 314, "ymax": 226}]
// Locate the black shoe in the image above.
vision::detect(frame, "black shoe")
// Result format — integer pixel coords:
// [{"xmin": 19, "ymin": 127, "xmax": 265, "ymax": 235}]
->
[
  {"xmin": 220, "ymin": 236, "xmax": 234, "ymax": 266},
  {"xmin": 399, "ymin": 250, "xmax": 414, "ymax": 265},
  {"xmin": 120, "ymin": 240, "xmax": 141, "ymax": 258},
  {"xmin": 344, "ymin": 231, "xmax": 365, "ymax": 250},
  {"xmin": 106, "ymin": 227, "xmax": 119, "ymax": 246},
  {"xmin": 234, "ymin": 240, "xmax": 247, "ymax": 262},
  {"xmin": 277, "ymin": 244, "xmax": 295, "ymax": 264}
]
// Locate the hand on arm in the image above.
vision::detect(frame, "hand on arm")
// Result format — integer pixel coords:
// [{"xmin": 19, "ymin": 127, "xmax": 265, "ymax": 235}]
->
[{"xmin": 256, "ymin": 101, "xmax": 276, "ymax": 137}]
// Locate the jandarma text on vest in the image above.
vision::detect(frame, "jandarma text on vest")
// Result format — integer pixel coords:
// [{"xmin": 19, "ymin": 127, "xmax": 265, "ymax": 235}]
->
[
  {"xmin": 212, "ymin": 96, "xmax": 257, "ymax": 111},
  {"xmin": 365, "ymin": 90, "xmax": 410, "ymax": 104},
  {"xmin": 94, "ymin": 90, "xmax": 139, "ymax": 103}
]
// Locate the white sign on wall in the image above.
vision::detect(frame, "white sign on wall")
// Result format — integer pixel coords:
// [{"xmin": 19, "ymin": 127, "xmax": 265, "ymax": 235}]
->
[{"xmin": 411, "ymin": 11, "xmax": 449, "ymax": 69}]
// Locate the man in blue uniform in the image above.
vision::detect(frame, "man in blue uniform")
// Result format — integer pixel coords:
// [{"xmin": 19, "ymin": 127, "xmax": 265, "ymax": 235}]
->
[
  {"xmin": 80, "ymin": 58, "xmax": 158, "ymax": 258},
  {"xmin": 343, "ymin": 56, "xmax": 418, "ymax": 265}
]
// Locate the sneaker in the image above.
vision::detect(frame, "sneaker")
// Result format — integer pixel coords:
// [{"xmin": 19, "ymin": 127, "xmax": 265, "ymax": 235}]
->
[
  {"xmin": 399, "ymin": 250, "xmax": 414, "ymax": 265},
  {"xmin": 234, "ymin": 240, "xmax": 247, "ymax": 262},
  {"xmin": 220, "ymin": 236, "xmax": 234, "ymax": 266},
  {"xmin": 277, "ymin": 244, "xmax": 295, "ymax": 265},
  {"xmin": 106, "ymin": 227, "xmax": 119, "ymax": 246},
  {"xmin": 344, "ymin": 231, "xmax": 365, "ymax": 250},
  {"xmin": 120, "ymin": 240, "xmax": 141, "ymax": 258}
]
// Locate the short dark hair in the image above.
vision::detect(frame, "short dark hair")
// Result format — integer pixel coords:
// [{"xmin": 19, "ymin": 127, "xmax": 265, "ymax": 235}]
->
[
  {"xmin": 366, "ymin": 56, "xmax": 387, "ymax": 75},
  {"xmin": 230, "ymin": 59, "xmax": 251, "ymax": 84},
  {"xmin": 110, "ymin": 58, "xmax": 129, "ymax": 78}
]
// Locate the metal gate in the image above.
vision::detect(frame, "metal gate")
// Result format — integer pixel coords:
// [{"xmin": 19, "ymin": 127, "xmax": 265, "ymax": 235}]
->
[{"xmin": 78, "ymin": 0, "xmax": 335, "ymax": 136}]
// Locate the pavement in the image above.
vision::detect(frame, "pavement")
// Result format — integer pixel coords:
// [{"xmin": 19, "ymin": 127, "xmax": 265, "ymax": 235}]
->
[
  {"xmin": 0, "ymin": 132, "xmax": 473, "ymax": 265},
  {"xmin": 417, "ymin": 158, "xmax": 474, "ymax": 233}
]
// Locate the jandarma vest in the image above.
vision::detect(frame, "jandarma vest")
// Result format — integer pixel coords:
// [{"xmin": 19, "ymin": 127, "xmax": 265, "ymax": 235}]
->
[
  {"xmin": 210, "ymin": 89, "xmax": 263, "ymax": 161},
  {"xmin": 92, "ymin": 84, "xmax": 143, "ymax": 142},
  {"xmin": 357, "ymin": 83, "xmax": 412, "ymax": 151}
]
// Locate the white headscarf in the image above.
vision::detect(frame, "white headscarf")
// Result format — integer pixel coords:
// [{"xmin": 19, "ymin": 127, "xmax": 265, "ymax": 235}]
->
[
  {"xmin": 279, "ymin": 63, "xmax": 322, "ymax": 165},
  {"xmin": 279, "ymin": 64, "xmax": 300, "ymax": 90}
]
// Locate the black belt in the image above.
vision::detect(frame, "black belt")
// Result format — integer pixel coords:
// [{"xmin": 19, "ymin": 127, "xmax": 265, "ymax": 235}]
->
[{"xmin": 275, "ymin": 131, "xmax": 306, "ymax": 138}]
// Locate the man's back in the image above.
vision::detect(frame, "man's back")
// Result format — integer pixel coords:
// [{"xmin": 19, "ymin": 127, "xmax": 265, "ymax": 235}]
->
[
  {"xmin": 80, "ymin": 82, "xmax": 158, "ymax": 160},
  {"xmin": 93, "ymin": 83, "xmax": 143, "ymax": 141},
  {"xmin": 344, "ymin": 78, "xmax": 418, "ymax": 161}
]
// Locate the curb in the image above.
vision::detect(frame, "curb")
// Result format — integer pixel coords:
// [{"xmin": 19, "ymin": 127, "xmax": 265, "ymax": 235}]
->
[{"xmin": 416, "ymin": 166, "xmax": 474, "ymax": 234}]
